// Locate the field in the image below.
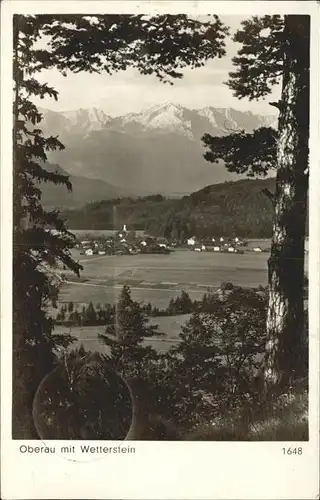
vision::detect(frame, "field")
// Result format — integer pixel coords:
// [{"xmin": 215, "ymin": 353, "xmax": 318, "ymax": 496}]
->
[
  {"xmin": 59, "ymin": 246, "xmax": 309, "ymax": 308},
  {"xmin": 55, "ymin": 244, "xmax": 308, "ymax": 352},
  {"xmin": 60, "ymin": 246, "xmax": 274, "ymax": 307},
  {"xmin": 55, "ymin": 314, "xmax": 191, "ymax": 354}
]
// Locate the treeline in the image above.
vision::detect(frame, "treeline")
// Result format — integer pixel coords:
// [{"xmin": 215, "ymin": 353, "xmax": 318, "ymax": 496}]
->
[
  {"xmin": 55, "ymin": 285, "xmax": 268, "ymax": 327},
  {"xmin": 56, "ymin": 301, "xmax": 114, "ymax": 326},
  {"xmin": 62, "ymin": 195, "xmax": 175, "ymax": 231},
  {"xmin": 61, "ymin": 178, "xmax": 278, "ymax": 238}
]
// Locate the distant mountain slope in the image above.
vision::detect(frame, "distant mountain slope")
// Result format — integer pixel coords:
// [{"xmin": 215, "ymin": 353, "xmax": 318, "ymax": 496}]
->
[
  {"xmin": 40, "ymin": 164, "xmax": 120, "ymax": 209},
  {"xmin": 39, "ymin": 104, "xmax": 277, "ymax": 197},
  {"xmin": 150, "ymin": 177, "xmax": 276, "ymax": 239},
  {"xmin": 62, "ymin": 178, "xmax": 276, "ymax": 238}
]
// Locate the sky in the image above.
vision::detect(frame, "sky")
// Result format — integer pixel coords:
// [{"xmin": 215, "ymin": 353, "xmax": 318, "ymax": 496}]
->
[{"xmin": 34, "ymin": 15, "xmax": 280, "ymax": 117}]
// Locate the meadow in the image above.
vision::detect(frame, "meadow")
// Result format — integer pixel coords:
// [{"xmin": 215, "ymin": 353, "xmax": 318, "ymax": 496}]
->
[
  {"xmin": 59, "ymin": 246, "xmax": 308, "ymax": 308},
  {"xmin": 55, "ymin": 314, "xmax": 190, "ymax": 354},
  {"xmin": 55, "ymin": 245, "xmax": 308, "ymax": 351},
  {"xmin": 60, "ymin": 247, "xmax": 273, "ymax": 306}
]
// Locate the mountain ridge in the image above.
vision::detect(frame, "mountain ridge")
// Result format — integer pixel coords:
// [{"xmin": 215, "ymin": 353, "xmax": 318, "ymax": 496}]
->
[{"xmin": 38, "ymin": 103, "xmax": 277, "ymax": 199}]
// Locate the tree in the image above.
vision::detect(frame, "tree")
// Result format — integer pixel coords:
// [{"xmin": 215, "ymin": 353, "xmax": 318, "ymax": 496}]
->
[
  {"xmin": 182, "ymin": 291, "xmax": 194, "ymax": 312},
  {"xmin": 13, "ymin": 13, "xmax": 230, "ymax": 438},
  {"xmin": 167, "ymin": 287, "xmax": 268, "ymax": 432},
  {"xmin": 12, "ymin": 15, "xmax": 84, "ymax": 437},
  {"xmin": 67, "ymin": 301, "xmax": 74, "ymax": 313},
  {"xmin": 83, "ymin": 302, "xmax": 97, "ymax": 326},
  {"xmin": 38, "ymin": 14, "xmax": 229, "ymax": 80},
  {"xmin": 99, "ymin": 286, "xmax": 161, "ymax": 376},
  {"xmin": 202, "ymin": 15, "xmax": 309, "ymax": 389}
]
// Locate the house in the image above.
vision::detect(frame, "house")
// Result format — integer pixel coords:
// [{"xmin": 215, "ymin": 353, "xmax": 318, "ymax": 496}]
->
[
  {"xmin": 141, "ymin": 240, "xmax": 147, "ymax": 247},
  {"xmin": 85, "ymin": 248, "xmax": 94, "ymax": 256},
  {"xmin": 187, "ymin": 237, "xmax": 196, "ymax": 246},
  {"xmin": 201, "ymin": 244, "xmax": 206, "ymax": 251},
  {"xmin": 98, "ymin": 250, "xmax": 106, "ymax": 255},
  {"xmin": 159, "ymin": 243, "xmax": 167, "ymax": 248},
  {"xmin": 220, "ymin": 237, "xmax": 224, "ymax": 243},
  {"xmin": 253, "ymin": 247, "xmax": 263, "ymax": 252},
  {"xmin": 213, "ymin": 246, "xmax": 221, "ymax": 252},
  {"xmin": 194, "ymin": 247, "xmax": 202, "ymax": 252},
  {"xmin": 228, "ymin": 246, "xmax": 236, "ymax": 253},
  {"xmin": 234, "ymin": 237, "xmax": 244, "ymax": 246}
]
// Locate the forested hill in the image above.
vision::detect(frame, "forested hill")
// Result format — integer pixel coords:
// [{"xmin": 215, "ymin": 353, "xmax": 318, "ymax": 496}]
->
[{"xmin": 61, "ymin": 178, "xmax": 278, "ymax": 238}]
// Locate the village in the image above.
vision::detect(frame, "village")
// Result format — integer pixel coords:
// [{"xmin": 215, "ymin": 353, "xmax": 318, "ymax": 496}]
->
[{"xmin": 76, "ymin": 225, "xmax": 268, "ymax": 257}]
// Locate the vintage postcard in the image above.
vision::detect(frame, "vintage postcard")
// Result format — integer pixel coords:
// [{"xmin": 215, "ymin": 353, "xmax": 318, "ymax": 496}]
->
[{"xmin": 1, "ymin": 1, "xmax": 319, "ymax": 499}]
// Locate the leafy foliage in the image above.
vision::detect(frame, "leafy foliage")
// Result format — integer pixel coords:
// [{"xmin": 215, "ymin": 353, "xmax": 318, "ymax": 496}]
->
[
  {"xmin": 203, "ymin": 127, "xmax": 278, "ymax": 177},
  {"xmin": 202, "ymin": 16, "xmax": 284, "ymax": 178},
  {"xmin": 167, "ymin": 287, "xmax": 268, "ymax": 423},
  {"xmin": 12, "ymin": 15, "xmax": 82, "ymax": 437},
  {"xmin": 38, "ymin": 284, "xmax": 308, "ymax": 440},
  {"xmin": 227, "ymin": 15, "xmax": 284, "ymax": 100},
  {"xmin": 38, "ymin": 15, "xmax": 229, "ymax": 83},
  {"xmin": 32, "ymin": 348, "xmax": 132, "ymax": 440}
]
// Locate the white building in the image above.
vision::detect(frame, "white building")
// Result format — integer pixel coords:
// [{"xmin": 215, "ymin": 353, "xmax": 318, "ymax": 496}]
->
[
  {"xmin": 253, "ymin": 247, "xmax": 263, "ymax": 252},
  {"xmin": 194, "ymin": 247, "xmax": 202, "ymax": 252},
  {"xmin": 141, "ymin": 240, "xmax": 147, "ymax": 247},
  {"xmin": 123, "ymin": 224, "xmax": 127, "ymax": 232},
  {"xmin": 187, "ymin": 237, "xmax": 196, "ymax": 246},
  {"xmin": 159, "ymin": 243, "xmax": 167, "ymax": 248},
  {"xmin": 228, "ymin": 246, "xmax": 236, "ymax": 253},
  {"xmin": 220, "ymin": 237, "xmax": 224, "ymax": 242},
  {"xmin": 98, "ymin": 250, "xmax": 106, "ymax": 255},
  {"xmin": 213, "ymin": 246, "xmax": 221, "ymax": 252},
  {"xmin": 201, "ymin": 244, "xmax": 206, "ymax": 251},
  {"xmin": 85, "ymin": 248, "xmax": 93, "ymax": 256}
]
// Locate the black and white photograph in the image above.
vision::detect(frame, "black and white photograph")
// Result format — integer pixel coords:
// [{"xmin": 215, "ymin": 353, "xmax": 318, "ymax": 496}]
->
[
  {"xmin": 1, "ymin": 1, "xmax": 320, "ymax": 498},
  {"xmin": 10, "ymin": 9, "xmax": 312, "ymax": 440}
]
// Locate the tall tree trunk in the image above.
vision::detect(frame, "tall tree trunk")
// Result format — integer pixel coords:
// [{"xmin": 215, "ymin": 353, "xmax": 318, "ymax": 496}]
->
[
  {"xmin": 264, "ymin": 15, "xmax": 309, "ymax": 390},
  {"xmin": 12, "ymin": 15, "xmax": 39, "ymax": 438}
]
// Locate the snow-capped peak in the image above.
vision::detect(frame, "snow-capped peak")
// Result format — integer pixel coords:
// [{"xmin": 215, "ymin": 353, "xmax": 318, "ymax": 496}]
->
[
  {"xmin": 198, "ymin": 106, "xmax": 219, "ymax": 127},
  {"xmin": 117, "ymin": 102, "xmax": 193, "ymax": 137},
  {"xmin": 61, "ymin": 107, "xmax": 111, "ymax": 128}
]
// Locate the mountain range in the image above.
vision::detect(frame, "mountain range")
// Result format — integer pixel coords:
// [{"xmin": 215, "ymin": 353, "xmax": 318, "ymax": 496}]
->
[{"xmin": 40, "ymin": 103, "xmax": 277, "ymax": 206}]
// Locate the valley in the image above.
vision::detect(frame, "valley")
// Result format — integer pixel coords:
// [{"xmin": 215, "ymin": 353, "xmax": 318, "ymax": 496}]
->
[{"xmin": 56, "ymin": 246, "xmax": 269, "ymax": 354}]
